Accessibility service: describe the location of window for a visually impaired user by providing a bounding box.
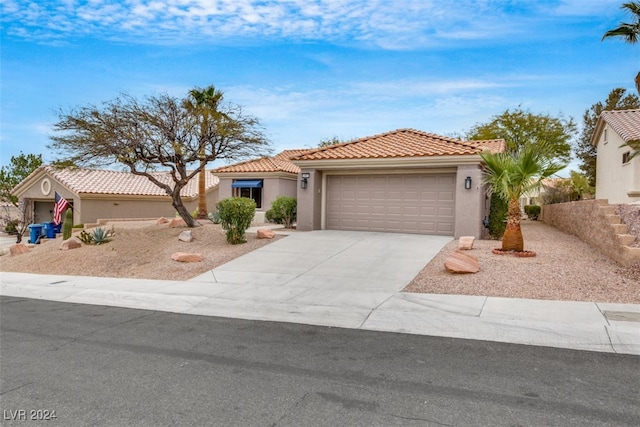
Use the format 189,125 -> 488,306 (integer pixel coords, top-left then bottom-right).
622,151 -> 631,165
603,128 -> 608,144
232,180 -> 263,208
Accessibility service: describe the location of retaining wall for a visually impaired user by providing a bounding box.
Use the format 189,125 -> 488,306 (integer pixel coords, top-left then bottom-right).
541,199 -> 640,267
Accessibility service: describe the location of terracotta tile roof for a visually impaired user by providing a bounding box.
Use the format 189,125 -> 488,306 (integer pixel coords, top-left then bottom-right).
39,166 -> 218,198
290,129 -> 505,161
601,109 -> 640,142
212,149 -> 311,174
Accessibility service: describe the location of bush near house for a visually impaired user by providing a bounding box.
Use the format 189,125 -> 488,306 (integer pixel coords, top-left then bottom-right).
524,205 -> 541,220
266,196 -> 297,228
217,197 -> 256,244
488,193 -> 508,239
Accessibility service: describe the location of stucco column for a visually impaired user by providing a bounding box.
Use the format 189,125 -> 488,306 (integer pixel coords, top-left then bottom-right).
296,169 -> 321,231
454,165 -> 484,238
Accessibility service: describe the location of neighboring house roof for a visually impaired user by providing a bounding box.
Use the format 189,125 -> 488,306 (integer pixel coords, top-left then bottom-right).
12,166 -> 219,198
592,109 -> 640,145
212,149 -> 311,174
290,128 -> 505,161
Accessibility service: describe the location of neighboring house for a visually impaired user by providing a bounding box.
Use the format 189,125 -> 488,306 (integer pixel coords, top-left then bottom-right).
212,149 -> 310,220
290,128 -> 505,238
11,166 -> 219,225
592,109 -> 640,204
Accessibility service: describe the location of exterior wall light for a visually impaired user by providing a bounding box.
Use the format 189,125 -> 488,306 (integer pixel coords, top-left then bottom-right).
465,176 -> 472,190
301,172 -> 310,189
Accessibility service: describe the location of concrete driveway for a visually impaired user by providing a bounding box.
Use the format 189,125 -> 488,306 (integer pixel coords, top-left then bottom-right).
190,230 -> 452,307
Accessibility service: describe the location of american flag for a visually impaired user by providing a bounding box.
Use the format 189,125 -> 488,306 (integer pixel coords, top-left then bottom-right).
53,191 -> 70,225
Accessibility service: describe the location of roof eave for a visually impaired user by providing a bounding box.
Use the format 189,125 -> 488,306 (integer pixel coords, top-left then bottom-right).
291,155 -> 484,170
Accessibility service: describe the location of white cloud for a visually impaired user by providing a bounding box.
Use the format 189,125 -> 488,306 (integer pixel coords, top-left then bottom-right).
1,0 -> 541,48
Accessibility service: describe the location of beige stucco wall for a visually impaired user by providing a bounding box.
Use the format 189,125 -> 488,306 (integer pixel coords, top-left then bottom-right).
296,169 -> 322,231
595,125 -> 640,204
454,165 -> 485,238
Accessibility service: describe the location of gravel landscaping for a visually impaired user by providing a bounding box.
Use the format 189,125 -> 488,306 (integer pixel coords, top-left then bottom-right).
405,220 -> 640,304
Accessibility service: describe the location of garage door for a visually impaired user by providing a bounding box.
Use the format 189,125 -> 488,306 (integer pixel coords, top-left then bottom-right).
326,174 -> 455,235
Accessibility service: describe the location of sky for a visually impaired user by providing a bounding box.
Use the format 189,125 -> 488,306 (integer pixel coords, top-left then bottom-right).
1,0 -> 638,175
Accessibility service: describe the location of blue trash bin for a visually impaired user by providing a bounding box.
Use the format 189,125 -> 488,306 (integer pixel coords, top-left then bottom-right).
28,224 -> 43,244
43,222 -> 55,238
53,223 -> 62,234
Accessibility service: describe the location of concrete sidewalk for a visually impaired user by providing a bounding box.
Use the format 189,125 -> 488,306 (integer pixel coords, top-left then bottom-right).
1,230 -> 639,355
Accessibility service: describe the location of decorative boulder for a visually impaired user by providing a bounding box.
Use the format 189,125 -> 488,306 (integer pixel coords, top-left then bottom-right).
257,228 -> 276,239
178,230 -> 193,242
458,236 -> 475,250
60,237 -> 82,251
9,243 -> 30,256
171,252 -> 203,263
444,250 -> 479,274
156,217 -> 170,225
169,218 -> 187,228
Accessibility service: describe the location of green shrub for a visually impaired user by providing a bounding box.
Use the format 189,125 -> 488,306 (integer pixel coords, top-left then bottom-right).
216,197 -> 256,244
63,209 -> 73,240
4,219 -> 19,234
524,204 -> 541,220
266,196 -> 297,228
265,209 -> 282,224
488,192 -> 507,239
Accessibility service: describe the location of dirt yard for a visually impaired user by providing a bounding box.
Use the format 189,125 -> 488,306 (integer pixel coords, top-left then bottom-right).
0,221 -> 282,281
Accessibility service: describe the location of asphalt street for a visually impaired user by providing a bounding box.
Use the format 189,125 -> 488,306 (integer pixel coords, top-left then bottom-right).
1,296 -> 639,426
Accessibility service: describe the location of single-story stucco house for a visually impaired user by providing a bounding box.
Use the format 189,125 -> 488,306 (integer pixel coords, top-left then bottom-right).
11,166 -> 219,225
211,149 -> 310,221
592,109 -> 640,204
288,128 -> 505,238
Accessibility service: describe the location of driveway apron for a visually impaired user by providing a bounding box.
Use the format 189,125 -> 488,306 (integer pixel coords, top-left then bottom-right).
189,230 -> 452,310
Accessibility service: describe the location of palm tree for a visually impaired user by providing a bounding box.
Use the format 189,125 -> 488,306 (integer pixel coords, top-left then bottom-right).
480,144 -> 565,252
185,86 -> 225,219
602,2 -> 640,93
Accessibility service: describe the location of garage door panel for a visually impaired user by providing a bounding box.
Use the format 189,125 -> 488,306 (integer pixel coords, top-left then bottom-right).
326,173 -> 455,235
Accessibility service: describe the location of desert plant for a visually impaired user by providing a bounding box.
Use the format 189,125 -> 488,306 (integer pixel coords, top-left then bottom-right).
78,230 -> 93,244
265,209 -> 283,224
524,205 -> 541,220
481,143 -> 565,252
488,193 -> 508,239
4,219 -> 19,234
62,208 -> 73,240
91,227 -> 114,245
208,211 -> 221,224
217,197 -> 256,244
267,196 -> 297,228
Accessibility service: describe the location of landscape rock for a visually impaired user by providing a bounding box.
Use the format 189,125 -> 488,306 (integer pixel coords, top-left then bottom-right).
257,228 -> 276,239
9,243 -> 30,256
59,237 -> 82,251
156,217 -> 170,225
169,218 -> 187,228
458,236 -> 475,250
171,252 -> 203,263
178,230 -> 193,242
444,250 -> 479,274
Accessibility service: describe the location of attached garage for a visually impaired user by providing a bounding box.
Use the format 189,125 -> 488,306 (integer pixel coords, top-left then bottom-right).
326,173 -> 455,235
291,128 -> 506,239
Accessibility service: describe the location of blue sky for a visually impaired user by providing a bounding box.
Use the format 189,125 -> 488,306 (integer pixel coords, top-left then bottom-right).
1,0 -> 638,174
